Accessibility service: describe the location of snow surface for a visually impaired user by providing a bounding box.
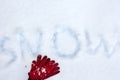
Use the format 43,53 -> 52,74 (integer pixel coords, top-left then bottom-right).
0,0 -> 120,80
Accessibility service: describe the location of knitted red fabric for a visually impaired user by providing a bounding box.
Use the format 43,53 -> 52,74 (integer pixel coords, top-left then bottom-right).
28,55 -> 60,80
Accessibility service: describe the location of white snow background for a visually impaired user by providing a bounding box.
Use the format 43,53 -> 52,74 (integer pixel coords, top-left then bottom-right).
0,0 -> 120,80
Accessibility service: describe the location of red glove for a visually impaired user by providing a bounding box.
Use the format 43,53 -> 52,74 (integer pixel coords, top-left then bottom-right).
28,55 -> 60,80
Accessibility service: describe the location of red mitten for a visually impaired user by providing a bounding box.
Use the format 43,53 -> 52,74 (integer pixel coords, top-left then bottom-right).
28,55 -> 60,80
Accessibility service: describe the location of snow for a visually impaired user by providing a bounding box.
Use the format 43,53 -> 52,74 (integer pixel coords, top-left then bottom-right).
0,0 -> 120,80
